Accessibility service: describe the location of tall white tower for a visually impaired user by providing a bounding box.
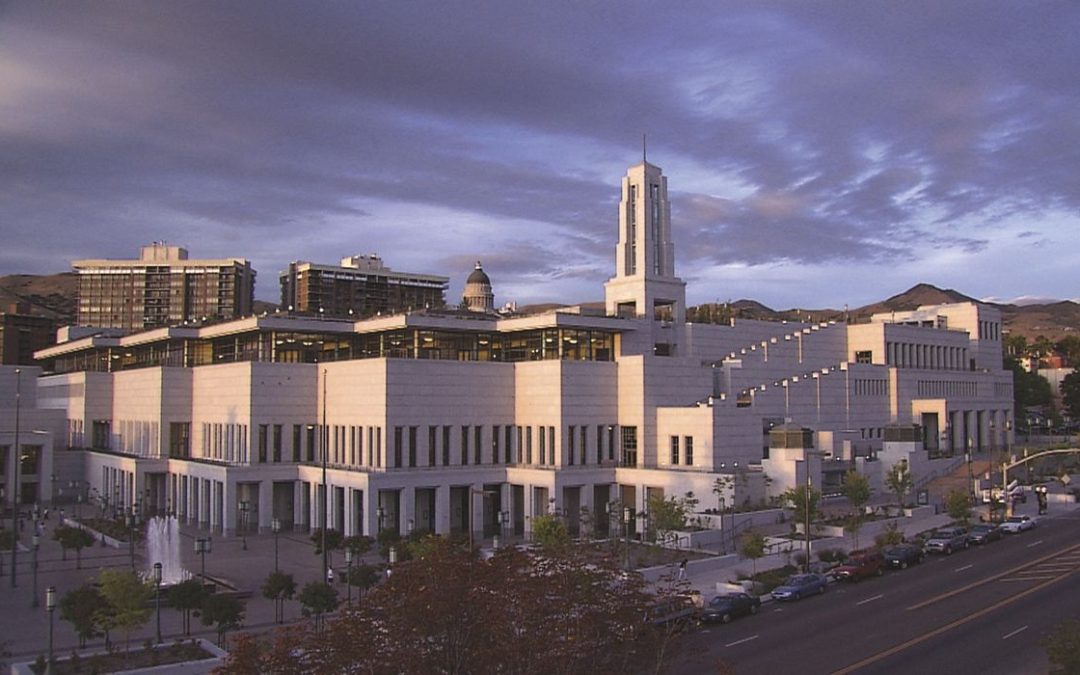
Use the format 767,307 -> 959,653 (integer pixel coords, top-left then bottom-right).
604,160 -> 687,329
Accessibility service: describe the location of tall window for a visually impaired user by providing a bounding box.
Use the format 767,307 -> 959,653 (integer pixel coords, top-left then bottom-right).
306,425 -> 316,463
538,426 -> 545,465
621,427 -> 637,467
568,426 -> 576,466
292,425 -> 302,462
507,426 -> 514,464
475,426 -> 482,464
548,427 -> 555,465
273,424 -> 282,463
257,425 -> 268,463
685,436 -> 694,466
393,427 -> 403,468
442,426 -> 451,466
525,426 -> 532,464
492,425 -> 501,465
461,426 -> 469,465
670,435 -> 679,465
408,426 -> 418,467
580,426 -> 588,465
428,426 -> 437,466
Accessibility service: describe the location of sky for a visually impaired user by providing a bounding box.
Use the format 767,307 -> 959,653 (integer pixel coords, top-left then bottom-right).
2,2 -> 1078,310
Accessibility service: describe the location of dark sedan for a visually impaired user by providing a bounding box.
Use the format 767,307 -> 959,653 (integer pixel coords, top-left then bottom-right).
700,592 -> 761,624
883,544 -> 924,569
968,523 -> 1002,545
771,573 -> 828,601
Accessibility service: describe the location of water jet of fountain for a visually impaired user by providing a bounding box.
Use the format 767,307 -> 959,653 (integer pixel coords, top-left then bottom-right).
146,515 -> 187,585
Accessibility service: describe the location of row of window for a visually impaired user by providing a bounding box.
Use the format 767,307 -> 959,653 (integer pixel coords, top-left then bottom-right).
668,436 -> 694,466
390,424 -> 622,469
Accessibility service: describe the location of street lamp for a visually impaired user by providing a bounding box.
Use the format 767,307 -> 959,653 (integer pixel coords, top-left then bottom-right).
31,533 -> 39,608
376,506 -> 385,534
344,548 -> 353,608
9,367 -> 21,590
153,562 -> 163,643
195,537 -> 212,583
46,586 -> 56,675
623,506 -> 633,571
271,517 -> 281,573
239,500 -> 249,551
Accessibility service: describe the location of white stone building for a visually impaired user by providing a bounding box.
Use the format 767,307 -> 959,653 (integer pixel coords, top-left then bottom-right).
16,161 -> 1013,542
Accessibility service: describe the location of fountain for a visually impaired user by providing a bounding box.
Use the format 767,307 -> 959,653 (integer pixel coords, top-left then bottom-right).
146,515 -> 188,585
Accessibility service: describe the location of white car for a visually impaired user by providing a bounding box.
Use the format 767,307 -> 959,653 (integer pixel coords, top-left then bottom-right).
1000,515 -> 1036,533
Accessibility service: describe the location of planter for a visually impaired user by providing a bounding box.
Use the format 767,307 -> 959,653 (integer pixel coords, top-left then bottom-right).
10,639 -> 226,675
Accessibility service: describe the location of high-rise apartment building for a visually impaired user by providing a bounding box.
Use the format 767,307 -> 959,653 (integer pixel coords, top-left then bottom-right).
280,254 -> 448,318
73,243 -> 255,330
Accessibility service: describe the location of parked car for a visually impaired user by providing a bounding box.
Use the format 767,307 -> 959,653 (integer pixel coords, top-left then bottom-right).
1000,515 -> 1036,533
883,544 -> 925,569
967,523 -> 1003,545
924,527 -> 969,555
645,595 -> 698,629
831,550 -> 885,582
700,592 -> 761,624
771,573 -> 828,601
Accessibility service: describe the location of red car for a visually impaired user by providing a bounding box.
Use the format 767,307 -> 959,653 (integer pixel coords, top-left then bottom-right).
830,550 -> 885,582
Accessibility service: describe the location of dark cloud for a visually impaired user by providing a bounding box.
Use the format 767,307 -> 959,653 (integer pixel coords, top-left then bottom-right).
1,1 -> 1078,307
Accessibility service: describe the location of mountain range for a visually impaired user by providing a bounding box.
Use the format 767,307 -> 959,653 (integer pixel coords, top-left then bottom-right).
2,274 -> 1078,342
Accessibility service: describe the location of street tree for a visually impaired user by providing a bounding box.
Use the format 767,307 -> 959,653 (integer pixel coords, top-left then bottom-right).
531,513 -> 571,551
781,484 -> 820,535
261,571 -> 297,624
53,525 -> 95,568
200,593 -> 245,647
738,530 -> 767,578
59,584 -> 106,648
95,568 -> 152,655
841,470 -> 872,549
885,461 -> 914,511
345,563 -> 382,607
646,492 -> 696,540
298,581 -> 339,632
946,488 -> 973,526
168,578 -> 208,636
1061,371 -> 1080,419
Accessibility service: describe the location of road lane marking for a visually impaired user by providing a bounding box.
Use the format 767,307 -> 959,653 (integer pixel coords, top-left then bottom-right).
1027,540 -> 1044,548
1002,625 -> 1029,640
856,594 -> 884,606
954,564 -> 973,572
724,635 -> 758,648
1001,576 -> 1055,582
834,573 -> 1072,674
907,540 -> 1080,610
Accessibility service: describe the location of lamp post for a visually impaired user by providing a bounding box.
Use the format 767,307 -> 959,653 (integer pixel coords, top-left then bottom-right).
376,506 -> 385,534
239,500 -> 249,551
195,537 -> 211,583
46,586 -> 56,675
9,367 -> 21,589
271,517 -> 281,573
623,506 -> 632,571
127,504 -> 140,570
320,369 -> 329,587
31,533 -> 39,608
344,548 -> 353,608
153,562 -> 163,643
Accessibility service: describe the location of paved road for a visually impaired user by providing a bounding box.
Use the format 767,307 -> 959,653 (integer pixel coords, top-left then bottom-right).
671,510 -> 1080,674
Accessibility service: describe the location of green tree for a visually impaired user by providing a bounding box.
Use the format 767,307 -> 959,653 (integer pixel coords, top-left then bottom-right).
95,568 -> 152,655
841,470 -> 872,549
346,564 -> 382,607
1061,371 -> 1080,419
1008,357 -> 1054,420
1042,618 -> 1080,674
343,534 -> 375,557
53,525 -> 95,569
200,593 -> 245,646
874,521 -> 905,548
946,488 -> 973,526
298,581 -> 339,632
59,584 -> 106,648
530,513 -> 571,551
781,484 -> 820,535
311,528 -> 344,556
738,530 -> 767,578
1056,336 -> 1080,367
646,492 -> 698,540
262,571 -> 297,624
885,461 -> 914,511
168,578 -> 208,636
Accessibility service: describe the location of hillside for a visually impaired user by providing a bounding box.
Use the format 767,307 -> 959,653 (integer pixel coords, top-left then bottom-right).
2,273 -> 1078,342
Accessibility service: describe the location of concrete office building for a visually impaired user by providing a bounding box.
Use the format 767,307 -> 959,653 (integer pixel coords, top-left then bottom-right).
28,161 -> 1013,543
73,243 -> 255,330
280,255 -> 448,319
